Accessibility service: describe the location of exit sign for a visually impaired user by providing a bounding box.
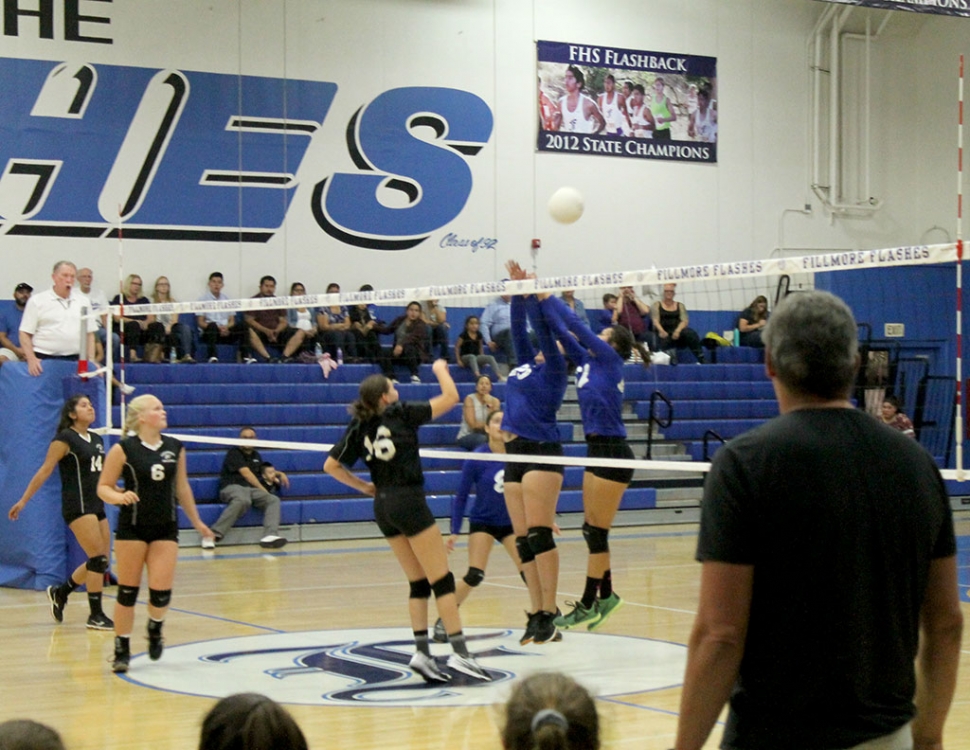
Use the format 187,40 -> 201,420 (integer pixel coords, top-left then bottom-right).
884,323 -> 905,337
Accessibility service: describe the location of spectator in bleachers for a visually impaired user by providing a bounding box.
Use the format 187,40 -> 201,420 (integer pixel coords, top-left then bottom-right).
349,284 -> 384,365
244,276 -> 307,363
0,719 -> 66,750
0,282 -> 31,367
880,395 -> 916,438
616,286 -> 657,349
285,282 -> 318,358
317,282 -> 355,360
650,283 -> 704,364
111,274 -> 164,362
77,268 -> 118,362
205,427 -> 289,550
151,276 -> 195,362
502,672 -> 600,750
455,375 -> 501,450
480,293 -> 516,366
560,289 -> 589,327
259,462 -> 284,496
455,315 -> 504,381
589,293 -> 618,334
421,298 -> 450,360
198,272 -> 253,364
738,294 -> 769,348
381,301 -> 430,383
199,692 -> 307,750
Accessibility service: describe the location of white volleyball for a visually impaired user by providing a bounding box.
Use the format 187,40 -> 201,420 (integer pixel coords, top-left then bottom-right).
548,187 -> 585,224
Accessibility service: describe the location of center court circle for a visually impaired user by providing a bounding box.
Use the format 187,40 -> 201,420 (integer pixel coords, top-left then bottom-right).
121,627 -> 686,707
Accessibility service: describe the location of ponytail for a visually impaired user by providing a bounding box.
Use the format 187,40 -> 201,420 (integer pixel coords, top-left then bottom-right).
350,374 -> 390,421
609,326 -> 650,368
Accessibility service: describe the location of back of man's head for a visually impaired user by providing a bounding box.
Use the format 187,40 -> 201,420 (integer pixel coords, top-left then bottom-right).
763,290 -> 858,400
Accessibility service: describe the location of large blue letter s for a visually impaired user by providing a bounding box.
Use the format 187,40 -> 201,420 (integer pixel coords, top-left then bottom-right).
313,87 -> 492,250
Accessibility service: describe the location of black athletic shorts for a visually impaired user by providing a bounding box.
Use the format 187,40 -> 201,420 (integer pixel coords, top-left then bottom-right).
374,485 -> 436,538
62,506 -> 107,526
585,435 -> 635,485
504,437 -> 564,483
115,521 -> 179,544
468,521 -> 514,541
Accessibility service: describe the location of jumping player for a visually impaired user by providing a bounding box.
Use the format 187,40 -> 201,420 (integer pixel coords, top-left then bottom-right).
542,296 -> 650,631
502,261 -> 568,645
97,395 -> 214,673
433,409 -> 522,642
8,395 -> 113,630
324,360 -> 490,683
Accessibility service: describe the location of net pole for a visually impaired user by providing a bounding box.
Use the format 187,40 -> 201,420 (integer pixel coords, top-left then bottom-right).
115,206 -> 127,429
956,54 -> 964,479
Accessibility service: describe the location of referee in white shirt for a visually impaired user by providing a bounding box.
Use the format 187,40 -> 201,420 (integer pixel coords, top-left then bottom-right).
19,261 -> 97,376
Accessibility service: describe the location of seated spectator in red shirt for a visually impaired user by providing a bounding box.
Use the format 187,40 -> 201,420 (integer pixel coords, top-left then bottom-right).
243,275 -> 307,363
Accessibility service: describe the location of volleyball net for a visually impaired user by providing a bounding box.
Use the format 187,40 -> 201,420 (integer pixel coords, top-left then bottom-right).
95,241 -> 964,487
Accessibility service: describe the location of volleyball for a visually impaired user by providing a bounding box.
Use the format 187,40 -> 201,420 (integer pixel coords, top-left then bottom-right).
548,187 -> 585,224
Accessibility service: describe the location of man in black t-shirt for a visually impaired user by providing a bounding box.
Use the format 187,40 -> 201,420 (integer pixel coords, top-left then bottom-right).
675,291 -> 962,750
207,427 -> 289,549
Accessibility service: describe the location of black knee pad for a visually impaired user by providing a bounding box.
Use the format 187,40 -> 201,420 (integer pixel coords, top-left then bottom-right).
149,589 -> 171,608
582,523 -> 610,555
431,572 -> 456,598
86,555 -> 109,574
516,535 -> 536,564
463,567 -> 485,588
409,578 -> 431,599
117,585 -> 139,607
527,526 -> 556,556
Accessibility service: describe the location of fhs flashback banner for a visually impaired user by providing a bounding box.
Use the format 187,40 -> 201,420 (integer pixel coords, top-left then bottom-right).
536,41 -> 718,164
812,0 -> 970,17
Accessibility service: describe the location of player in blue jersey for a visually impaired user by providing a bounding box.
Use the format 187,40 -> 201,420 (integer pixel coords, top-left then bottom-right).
98,395 -> 214,673
541,294 -> 650,631
501,261 -> 568,646
431,409 -> 522,642
324,360 -> 490,683
8,395 -> 114,630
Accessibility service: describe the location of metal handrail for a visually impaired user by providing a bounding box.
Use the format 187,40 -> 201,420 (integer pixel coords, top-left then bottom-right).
644,390 -> 673,460
702,429 -> 726,461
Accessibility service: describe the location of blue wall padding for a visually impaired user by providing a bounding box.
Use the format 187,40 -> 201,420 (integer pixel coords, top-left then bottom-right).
0,362 -> 106,590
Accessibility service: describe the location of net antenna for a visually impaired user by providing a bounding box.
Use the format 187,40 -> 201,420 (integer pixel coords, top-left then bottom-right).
956,54 -> 964,480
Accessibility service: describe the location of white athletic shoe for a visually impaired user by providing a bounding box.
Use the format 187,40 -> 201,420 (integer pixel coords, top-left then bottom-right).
409,652 -> 450,683
259,535 -> 287,549
410,374 -> 421,383
446,653 -> 491,681
243,357 -> 258,365
201,537 -> 216,550
119,383 -> 136,395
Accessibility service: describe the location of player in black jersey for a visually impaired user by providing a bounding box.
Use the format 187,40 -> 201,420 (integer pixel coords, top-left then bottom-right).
9,395 -> 114,630
97,395 -> 213,673
325,359 -> 491,683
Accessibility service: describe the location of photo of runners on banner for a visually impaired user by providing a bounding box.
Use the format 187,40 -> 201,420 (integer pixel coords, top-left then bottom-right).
537,40 -> 718,164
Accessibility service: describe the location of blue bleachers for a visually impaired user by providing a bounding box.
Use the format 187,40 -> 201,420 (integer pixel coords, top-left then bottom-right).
107,354 -> 779,535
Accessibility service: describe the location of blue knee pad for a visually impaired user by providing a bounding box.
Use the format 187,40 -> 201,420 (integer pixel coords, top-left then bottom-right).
431,572 -> 456,598
463,567 -> 485,587
409,578 -> 431,599
86,555 -> 109,574
527,526 -> 556,556
117,585 -> 139,607
582,523 -> 610,554
516,535 -> 536,564
149,589 -> 171,608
